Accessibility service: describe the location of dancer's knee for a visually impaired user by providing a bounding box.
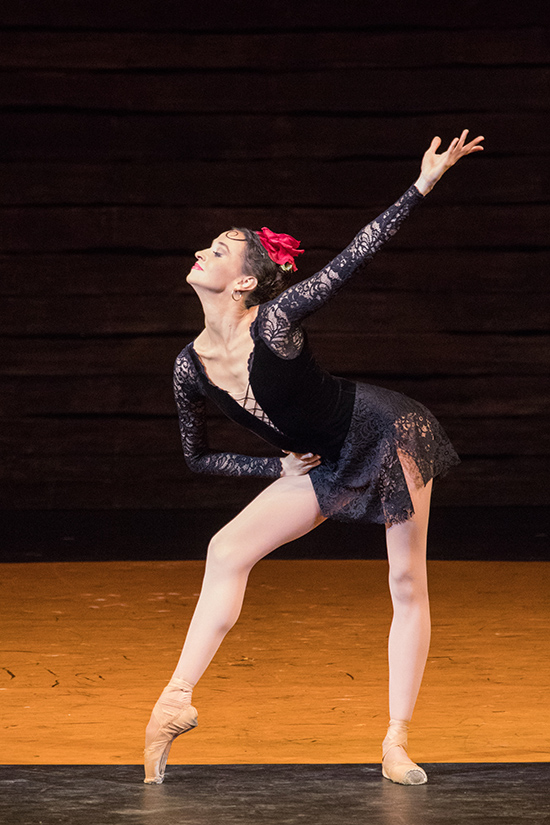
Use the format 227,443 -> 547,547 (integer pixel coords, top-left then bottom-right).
207,530 -> 251,573
388,567 -> 428,606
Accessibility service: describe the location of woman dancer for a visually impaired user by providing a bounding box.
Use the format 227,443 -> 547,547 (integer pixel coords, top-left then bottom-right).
144,130 -> 484,785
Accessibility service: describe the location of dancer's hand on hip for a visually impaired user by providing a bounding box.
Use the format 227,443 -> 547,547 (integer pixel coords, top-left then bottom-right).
280,451 -> 321,476
415,129 -> 484,194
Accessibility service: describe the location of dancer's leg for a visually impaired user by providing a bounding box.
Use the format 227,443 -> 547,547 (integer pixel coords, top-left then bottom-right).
386,476 -> 432,721
145,474 -> 325,781
173,474 -> 325,685
383,456 -> 432,783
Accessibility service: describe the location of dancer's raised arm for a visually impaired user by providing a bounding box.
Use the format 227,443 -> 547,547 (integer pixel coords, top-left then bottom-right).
258,130 -> 484,348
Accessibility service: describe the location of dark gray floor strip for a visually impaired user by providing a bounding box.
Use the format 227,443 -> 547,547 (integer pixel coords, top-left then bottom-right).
1,763 -> 549,825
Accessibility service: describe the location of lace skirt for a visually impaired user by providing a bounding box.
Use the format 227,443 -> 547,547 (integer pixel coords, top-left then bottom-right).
309,382 -> 460,526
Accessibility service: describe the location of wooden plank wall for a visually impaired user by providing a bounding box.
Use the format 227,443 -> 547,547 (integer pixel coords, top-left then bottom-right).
1,3 -> 548,511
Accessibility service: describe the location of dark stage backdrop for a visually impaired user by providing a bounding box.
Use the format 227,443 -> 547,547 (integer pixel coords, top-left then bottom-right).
1,2 -> 548,515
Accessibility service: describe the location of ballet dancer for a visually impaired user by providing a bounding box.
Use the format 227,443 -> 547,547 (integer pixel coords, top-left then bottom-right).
144,130 -> 484,785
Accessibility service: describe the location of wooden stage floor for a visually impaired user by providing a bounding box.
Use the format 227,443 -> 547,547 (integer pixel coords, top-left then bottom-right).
1,558 -> 548,766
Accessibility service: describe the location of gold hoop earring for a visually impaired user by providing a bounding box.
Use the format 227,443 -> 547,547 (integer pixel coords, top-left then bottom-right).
231,290 -> 242,301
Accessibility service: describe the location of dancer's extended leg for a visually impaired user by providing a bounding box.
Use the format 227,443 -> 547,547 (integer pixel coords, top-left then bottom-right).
174,474 -> 325,684
382,458 -> 432,784
144,475 -> 324,782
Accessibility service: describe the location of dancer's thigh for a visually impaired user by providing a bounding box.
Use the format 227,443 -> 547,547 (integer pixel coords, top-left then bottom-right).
385,457 -> 432,587
210,475 -> 325,569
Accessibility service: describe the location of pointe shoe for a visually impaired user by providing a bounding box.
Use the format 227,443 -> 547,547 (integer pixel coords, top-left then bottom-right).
382,719 -> 427,785
144,678 -> 197,784
144,703 -> 198,784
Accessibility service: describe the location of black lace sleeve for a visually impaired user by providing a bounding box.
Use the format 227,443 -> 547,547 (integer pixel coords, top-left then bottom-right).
258,185 -> 424,357
173,348 -> 283,478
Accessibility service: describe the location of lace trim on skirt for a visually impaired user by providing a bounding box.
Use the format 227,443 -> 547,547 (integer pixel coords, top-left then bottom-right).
309,382 -> 460,526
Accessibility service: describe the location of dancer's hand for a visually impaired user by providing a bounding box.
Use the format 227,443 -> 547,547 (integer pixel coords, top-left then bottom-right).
415,129 -> 484,195
280,450 -> 321,476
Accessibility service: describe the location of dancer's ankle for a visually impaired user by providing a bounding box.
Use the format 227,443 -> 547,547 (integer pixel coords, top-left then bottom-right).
382,718 -> 427,785
168,676 -> 194,692
161,676 -> 194,708
383,719 -> 410,752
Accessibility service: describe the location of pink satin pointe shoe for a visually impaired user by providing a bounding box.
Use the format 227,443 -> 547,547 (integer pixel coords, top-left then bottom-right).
382,719 -> 428,785
144,677 -> 197,785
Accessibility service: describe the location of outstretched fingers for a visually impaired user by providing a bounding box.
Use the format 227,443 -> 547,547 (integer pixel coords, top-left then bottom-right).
464,134 -> 485,153
415,129 -> 484,194
447,129 -> 484,160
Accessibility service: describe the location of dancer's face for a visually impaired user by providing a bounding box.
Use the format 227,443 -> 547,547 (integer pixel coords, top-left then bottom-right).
187,230 -> 251,295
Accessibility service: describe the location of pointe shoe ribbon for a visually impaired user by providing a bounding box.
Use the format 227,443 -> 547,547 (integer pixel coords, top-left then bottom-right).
382,719 -> 427,785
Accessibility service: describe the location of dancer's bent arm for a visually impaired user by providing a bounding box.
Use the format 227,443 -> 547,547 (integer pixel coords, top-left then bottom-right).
174,349 -> 318,478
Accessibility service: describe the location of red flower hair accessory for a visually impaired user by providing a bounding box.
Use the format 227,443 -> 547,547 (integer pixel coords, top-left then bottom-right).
256,227 -> 304,272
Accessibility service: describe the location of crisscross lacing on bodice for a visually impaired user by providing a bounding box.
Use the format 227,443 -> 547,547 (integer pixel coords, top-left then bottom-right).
230,381 -> 283,433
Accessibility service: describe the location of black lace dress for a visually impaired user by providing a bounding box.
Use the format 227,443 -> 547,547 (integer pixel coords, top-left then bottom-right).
174,185 -> 460,525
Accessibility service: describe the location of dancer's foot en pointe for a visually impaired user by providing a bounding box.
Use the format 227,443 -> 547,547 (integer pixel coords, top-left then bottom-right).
144,677 -> 198,784
382,719 -> 427,785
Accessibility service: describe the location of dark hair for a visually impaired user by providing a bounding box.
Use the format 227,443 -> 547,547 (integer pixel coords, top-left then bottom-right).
233,227 -> 294,308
